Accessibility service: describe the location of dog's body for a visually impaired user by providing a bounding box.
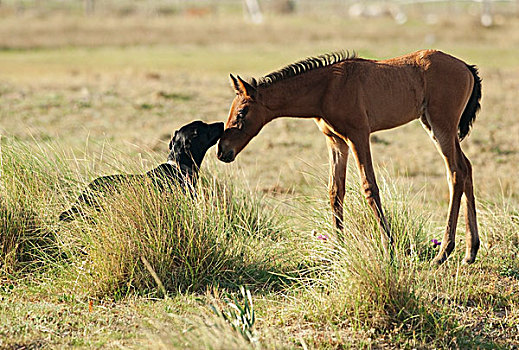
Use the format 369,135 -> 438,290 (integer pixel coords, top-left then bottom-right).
59,121 -> 224,222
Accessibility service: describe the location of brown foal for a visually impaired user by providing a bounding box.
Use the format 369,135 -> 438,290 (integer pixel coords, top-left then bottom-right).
217,50 -> 482,265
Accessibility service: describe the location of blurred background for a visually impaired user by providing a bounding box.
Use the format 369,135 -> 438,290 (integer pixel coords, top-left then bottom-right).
0,0 -> 518,25
0,0 -> 518,205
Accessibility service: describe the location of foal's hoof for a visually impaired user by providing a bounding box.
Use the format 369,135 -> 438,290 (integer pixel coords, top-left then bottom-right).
430,255 -> 447,267
462,255 -> 477,265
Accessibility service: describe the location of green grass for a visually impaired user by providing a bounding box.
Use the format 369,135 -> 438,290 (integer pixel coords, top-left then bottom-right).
1,9 -> 519,349
60,172 -> 292,298
0,138 -> 296,293
2,139 -> 517,348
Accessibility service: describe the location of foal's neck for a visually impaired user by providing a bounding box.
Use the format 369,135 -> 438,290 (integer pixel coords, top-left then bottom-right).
259,68 -> 331,120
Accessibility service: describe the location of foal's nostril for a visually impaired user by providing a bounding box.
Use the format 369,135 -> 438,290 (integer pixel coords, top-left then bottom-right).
218,149 -> 234,163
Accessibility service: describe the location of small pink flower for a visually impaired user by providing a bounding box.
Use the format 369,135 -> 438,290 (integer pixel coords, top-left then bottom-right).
317,234 -> 329,241
431,239 -> 441,247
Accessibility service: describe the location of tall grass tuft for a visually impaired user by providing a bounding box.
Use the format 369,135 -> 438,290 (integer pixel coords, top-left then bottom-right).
294,175 -> 459,345
1,137 -> 293,298
0,139 -> 70,275
61,172 -> 286,297
54,160 -> 290,298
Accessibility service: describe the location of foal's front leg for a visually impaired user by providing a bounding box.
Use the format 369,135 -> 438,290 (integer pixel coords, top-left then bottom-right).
347,132 -> 393,246
325,135 -> 349,230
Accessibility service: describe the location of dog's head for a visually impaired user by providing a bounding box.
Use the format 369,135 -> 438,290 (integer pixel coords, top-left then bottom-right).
168,121 -> 224,168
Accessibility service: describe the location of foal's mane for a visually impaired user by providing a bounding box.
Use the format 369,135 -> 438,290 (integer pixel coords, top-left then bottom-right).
256,51 -> 357,87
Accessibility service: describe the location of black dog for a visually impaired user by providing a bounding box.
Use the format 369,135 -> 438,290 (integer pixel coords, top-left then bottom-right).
59,120 -> 224,222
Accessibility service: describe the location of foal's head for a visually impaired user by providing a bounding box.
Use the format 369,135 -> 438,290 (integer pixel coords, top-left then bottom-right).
217,75 -> 272,163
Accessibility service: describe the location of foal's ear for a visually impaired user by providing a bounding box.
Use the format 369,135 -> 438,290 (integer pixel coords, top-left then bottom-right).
237,75 -> 256,99
230,74 -> 240,92
230,74 -> 256,99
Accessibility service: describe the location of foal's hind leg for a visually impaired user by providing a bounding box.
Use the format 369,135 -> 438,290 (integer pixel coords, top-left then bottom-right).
461,153 -> 480,264
325,135 -> 349,230
422,118 -> 469,265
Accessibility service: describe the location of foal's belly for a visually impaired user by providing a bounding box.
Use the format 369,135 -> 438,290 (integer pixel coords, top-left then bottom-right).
368,108 -> 421,133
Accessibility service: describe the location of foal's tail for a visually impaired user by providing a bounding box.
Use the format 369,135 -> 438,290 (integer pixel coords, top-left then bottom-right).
458,64 -> 482,141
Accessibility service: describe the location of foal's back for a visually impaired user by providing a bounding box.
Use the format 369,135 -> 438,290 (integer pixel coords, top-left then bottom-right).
332,50 -> 473,133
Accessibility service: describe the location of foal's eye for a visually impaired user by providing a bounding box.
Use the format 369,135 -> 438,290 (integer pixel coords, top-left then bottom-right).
237,106 -> 249,120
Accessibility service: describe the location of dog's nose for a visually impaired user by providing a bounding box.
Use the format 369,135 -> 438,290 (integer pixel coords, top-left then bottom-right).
217,149 -> 235,163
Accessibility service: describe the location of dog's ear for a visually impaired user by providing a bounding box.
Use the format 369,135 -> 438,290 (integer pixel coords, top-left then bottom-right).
169,130 -> 178,150
179,132 -> 191,151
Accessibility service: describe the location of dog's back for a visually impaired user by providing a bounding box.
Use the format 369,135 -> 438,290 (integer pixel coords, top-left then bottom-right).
58,167 -> 179,222
59,121 -> 224,222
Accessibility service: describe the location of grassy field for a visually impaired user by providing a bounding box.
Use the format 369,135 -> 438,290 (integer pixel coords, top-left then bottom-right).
1,8 -> 519,349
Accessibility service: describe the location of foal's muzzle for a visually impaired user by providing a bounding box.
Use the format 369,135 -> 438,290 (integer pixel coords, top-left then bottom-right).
217,148 -> 235,163
217,127 -> 251,163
